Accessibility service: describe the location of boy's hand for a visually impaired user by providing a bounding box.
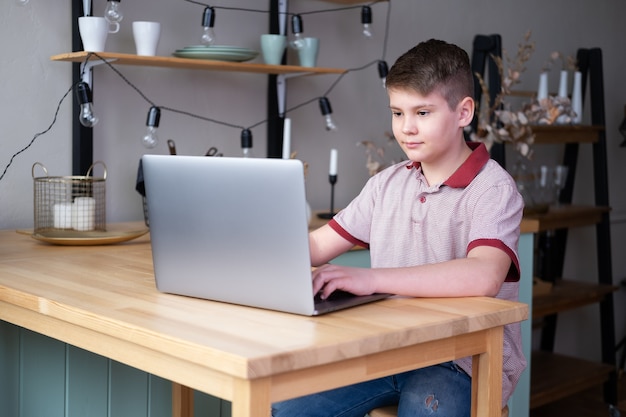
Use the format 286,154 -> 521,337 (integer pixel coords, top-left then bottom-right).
312,264 -> 377,300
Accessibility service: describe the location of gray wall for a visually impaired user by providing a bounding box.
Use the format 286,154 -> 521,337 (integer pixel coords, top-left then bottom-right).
0,0 -> 624,368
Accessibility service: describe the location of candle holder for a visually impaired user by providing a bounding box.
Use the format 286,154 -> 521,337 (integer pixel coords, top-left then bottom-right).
317,174 -> 337,219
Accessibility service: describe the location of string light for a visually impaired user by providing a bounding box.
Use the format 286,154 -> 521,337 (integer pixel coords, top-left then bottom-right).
76,82 -> 99,128
201,7 -> 216,46
1,2 -> 393,183
241,128 -> 254,158
290,14 -> 304,50
361,6 -> 373,39
318,97 -> 338,131
377,60 -> 389,88
142,106 -> 161,149
104,0 -> 124,32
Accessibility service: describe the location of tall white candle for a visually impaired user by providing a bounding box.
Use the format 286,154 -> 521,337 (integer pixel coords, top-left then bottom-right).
571,71 -> 583,124
556,70 -> 569,124
557,70 -> 568,98
282,118 -> 291,159
537,72 -> 548,101
329,148 -> 338,176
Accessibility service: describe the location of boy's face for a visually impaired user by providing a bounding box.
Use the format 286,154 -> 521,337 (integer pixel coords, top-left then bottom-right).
388,87 -> 473,165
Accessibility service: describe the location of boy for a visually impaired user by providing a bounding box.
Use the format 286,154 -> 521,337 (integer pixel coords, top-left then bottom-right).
273,39 -> 525,417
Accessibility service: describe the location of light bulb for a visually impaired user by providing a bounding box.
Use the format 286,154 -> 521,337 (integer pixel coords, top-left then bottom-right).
200,7 -> 216,46
319,97 -> 338,131
76,82 -> 99,128
361,6 -> 373,39
143,126 -> 159,149
362,24 -> 373,39
241,129 -> 254,158
290,15 -> 304,50
79,104 -> 99,128
16,0 -> 29,5
323,114 -> 337,131
378,60 -> 389,88
201,27 -> 216,45
142,107 -> 160,149
104,0 -> 123,27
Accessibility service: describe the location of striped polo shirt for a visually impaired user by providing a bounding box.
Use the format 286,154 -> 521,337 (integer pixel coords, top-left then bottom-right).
330,142 -> 526,405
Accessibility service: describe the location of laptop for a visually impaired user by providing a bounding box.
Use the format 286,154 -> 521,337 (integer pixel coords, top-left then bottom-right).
141,154 -> 390,316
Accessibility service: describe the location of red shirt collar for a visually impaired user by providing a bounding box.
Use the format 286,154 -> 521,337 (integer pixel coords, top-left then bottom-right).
404,142 -> 490,188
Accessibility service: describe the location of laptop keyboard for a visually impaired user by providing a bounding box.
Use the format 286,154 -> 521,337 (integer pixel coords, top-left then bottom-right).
314,289 -> 356,304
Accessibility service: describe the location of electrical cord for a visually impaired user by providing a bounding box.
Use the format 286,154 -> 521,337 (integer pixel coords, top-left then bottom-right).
0,0 -> 391,182
0,84 -> 73,182
182,0 -> 385,17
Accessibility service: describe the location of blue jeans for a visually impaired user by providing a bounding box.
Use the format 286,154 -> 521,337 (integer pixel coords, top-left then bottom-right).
272,362 -> 471,417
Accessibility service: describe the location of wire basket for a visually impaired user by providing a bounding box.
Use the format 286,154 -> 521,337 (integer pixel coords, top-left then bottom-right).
32,161 -> 107,233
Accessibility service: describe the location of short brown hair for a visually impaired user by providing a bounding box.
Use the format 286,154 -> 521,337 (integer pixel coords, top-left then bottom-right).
386,39 -> 474,110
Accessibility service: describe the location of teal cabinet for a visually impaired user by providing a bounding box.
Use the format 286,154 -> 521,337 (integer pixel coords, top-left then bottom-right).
507,233 -> 532,417
0,323 -> 225,417
330,249 -> 371,268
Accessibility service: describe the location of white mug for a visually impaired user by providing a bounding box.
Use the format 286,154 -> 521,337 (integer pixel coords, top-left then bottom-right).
78,16 -> 117,52
132,21 -> 161,56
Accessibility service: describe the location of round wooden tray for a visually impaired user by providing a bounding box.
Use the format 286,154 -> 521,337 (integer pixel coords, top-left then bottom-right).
18,228 -> 149,246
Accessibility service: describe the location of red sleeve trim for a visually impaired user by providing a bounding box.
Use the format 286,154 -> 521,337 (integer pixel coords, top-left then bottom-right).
328,219 -> 370,249
468,238 -> 520,282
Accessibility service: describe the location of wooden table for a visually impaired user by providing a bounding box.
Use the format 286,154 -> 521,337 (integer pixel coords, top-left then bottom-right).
0,224 -> 527,417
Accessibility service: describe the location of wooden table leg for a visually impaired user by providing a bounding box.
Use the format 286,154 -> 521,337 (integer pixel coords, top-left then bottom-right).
471,327 -> 504,417
172,382 -> 194,417
231,378 -> 272,417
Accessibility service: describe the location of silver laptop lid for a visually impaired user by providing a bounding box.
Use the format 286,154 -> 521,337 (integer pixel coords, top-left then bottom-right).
142,155 -> 316,315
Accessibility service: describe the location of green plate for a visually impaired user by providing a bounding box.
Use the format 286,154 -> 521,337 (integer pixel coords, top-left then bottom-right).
180,45 -> 254,52
172,49 -> 258,62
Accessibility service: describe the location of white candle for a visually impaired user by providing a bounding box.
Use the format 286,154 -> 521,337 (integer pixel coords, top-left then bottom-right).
72,197 -> 96,231
571,71 -> 583,124
537,72 -> 548,101
329,148 -> 338,176
53,203 -> 73,229
556,70 -> 569,124
282,118 -> 291,159
557,70 -> 568,98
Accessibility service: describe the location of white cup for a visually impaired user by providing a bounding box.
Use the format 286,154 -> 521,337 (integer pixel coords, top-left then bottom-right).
297,37 -> 319,67
260,34 -> 286,65
79,16 -> 115,52
132,21 -> 161,56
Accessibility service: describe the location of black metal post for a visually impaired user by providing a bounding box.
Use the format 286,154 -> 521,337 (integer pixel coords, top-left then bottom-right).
72,0 -> 93,175
266,0 -> 283,158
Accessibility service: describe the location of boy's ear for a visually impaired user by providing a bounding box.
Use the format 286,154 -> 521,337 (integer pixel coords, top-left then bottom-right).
458,96 -> 475,127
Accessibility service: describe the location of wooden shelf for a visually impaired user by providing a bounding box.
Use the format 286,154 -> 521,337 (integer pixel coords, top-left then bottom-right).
520,205 -> 610,234
50,51 -> 347,76
530,382 -> 626,417
530,351 -> 615,409
516,51 -> 616,414
533,125 -> 604,144
532,280 -> 618,319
